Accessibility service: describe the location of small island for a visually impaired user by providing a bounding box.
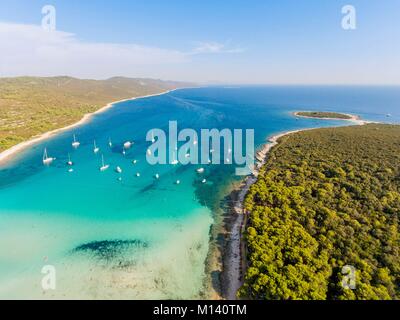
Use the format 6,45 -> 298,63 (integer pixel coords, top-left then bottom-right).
294,111 -> 353,120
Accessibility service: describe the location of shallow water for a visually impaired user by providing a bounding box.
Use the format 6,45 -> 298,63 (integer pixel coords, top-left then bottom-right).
0,86 -> 398,299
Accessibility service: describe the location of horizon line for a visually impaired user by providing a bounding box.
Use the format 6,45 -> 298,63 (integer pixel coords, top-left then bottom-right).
1,75 -> 400,87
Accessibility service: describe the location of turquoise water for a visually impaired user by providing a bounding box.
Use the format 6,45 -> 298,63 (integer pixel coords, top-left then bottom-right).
0,86 -> 399,299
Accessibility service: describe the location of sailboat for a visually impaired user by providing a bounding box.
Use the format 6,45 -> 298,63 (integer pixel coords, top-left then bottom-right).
42,148 -> 55,165
115,166 -> 122,173
72,134 -> 80,148
124,141 -> 133,149
171,150 -> 179,165
93,140 -> 100,153
196,167 -> 205,174
122,141 -> 132,155
108,138 -> 113,148
99,154 -> 110,171
66,153 -> 73,166
155,173 -> 160,179
202,179 -> 207,184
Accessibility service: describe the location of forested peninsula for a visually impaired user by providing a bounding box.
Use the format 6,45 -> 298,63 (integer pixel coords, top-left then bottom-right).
239,124 -> 400,300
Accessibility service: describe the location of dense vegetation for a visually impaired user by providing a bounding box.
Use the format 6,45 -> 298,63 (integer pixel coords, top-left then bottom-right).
296,111 -> 352,119
240,124 -> 400,300
0,76 -> 189,152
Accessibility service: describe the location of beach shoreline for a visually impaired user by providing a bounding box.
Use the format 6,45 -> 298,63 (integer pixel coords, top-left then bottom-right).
0,89 -> 178,166
221,113 -> 370,300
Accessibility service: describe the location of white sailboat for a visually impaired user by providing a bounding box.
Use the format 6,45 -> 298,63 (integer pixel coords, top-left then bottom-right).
115,166 -> 122,173
202,179 -> 207,184
67,153 -> 73,166
93,140 -> 100,153
171,150 -> 179,165
72,134 -> 80,148
99,154 -> 110,171
196,167 -> 205,174
42,148 -> 55,165
122,141 -> 132,155
175,180 -> 181,185
155,173 -> 160,179
108,138 -> 113,148
124,141 -> 133,149
136,172 -> 141,177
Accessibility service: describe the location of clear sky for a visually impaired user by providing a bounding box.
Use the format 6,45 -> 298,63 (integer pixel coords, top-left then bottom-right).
0,0 -> 399,84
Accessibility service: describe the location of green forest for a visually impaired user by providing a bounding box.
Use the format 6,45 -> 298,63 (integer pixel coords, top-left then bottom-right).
239,124 -> 400,300
0,76 -> 188,152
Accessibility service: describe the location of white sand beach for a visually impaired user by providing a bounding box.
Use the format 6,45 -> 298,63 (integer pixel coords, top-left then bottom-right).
0,89 -> 176,166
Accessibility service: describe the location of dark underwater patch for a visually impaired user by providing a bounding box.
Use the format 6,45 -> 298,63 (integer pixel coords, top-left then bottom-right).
72,239 -> 148,264
138,181 -> 158,193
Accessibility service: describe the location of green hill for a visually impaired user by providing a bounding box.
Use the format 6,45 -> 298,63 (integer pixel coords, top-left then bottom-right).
240,124 -> 400,300
0,76 -> 191,152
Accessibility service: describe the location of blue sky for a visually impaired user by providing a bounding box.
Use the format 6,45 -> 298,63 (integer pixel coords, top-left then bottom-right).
0,0 -> 399,84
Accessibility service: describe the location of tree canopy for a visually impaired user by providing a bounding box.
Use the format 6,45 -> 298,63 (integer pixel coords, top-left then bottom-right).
239,124 -> 400,300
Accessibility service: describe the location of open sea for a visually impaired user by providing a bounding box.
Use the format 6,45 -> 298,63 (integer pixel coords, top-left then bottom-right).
0,86 -> 399,299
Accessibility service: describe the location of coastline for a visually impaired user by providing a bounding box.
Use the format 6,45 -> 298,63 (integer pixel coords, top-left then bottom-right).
222,113 -> 370,300
0,89 -> 177,166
